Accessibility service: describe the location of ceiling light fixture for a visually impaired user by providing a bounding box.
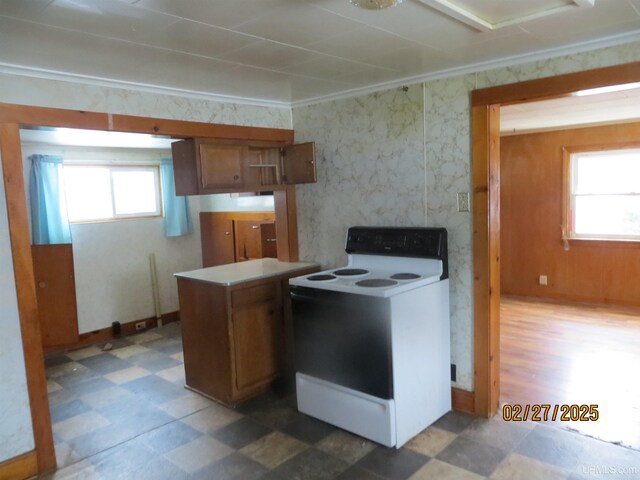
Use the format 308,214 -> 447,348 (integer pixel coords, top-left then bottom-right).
350,0 -> 403,10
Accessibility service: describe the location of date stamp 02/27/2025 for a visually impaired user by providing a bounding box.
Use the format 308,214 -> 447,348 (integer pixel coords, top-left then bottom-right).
502,404 -> 599,422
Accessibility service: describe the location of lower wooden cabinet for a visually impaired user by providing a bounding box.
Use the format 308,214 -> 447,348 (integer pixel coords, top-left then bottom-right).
234,220 -> 277,262
231,283 -> 281,391
200,211 -> 276,267
177,269 -> 316,406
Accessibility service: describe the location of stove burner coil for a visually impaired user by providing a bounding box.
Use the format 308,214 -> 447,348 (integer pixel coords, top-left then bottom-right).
307,274 -> 337,281
390,273 -> 421,280
333,268 -> 369,276
356,278 -> 398,287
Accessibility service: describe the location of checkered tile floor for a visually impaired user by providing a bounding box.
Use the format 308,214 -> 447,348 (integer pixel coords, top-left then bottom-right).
41,322 -> 640,479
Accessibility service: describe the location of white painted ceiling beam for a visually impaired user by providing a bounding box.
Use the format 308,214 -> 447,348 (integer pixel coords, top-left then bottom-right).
417,0 -> 493,32
573,0 -> 596,7
418,0 -> 597,32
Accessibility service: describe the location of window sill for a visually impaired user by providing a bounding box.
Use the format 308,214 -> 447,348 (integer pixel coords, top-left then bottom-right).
565,238 -> 640,249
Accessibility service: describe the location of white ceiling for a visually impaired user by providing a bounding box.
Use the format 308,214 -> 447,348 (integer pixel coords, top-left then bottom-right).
20,127 -> 174,148
1,0 -> 640,106
500,84 -> 640,134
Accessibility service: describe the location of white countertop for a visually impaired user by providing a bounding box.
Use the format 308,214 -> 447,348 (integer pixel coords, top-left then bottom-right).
174,258 -> 319,286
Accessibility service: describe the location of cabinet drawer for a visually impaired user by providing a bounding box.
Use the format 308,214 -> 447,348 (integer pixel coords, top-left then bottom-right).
231,283 -> 277,307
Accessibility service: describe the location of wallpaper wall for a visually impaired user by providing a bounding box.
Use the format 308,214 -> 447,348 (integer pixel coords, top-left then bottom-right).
293,39 -> 640,392
0,157 -> 35,463
0,72 -> 291,129
293,85 -> 426,268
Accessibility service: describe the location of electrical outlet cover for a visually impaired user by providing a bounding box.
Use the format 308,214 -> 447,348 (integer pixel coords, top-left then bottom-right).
457,192 -> 470,212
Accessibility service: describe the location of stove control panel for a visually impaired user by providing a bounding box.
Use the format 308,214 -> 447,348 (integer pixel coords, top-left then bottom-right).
345,227 -> 446,259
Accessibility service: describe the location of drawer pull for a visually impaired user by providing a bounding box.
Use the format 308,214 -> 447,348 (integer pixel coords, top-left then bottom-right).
251,225 -> 259,229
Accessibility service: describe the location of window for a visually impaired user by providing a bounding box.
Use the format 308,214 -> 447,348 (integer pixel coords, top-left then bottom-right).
563,147 -> 640,241
64,165 -> 161,222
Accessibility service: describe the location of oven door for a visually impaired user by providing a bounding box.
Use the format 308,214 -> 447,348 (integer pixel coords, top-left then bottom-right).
291,286 -> 393,399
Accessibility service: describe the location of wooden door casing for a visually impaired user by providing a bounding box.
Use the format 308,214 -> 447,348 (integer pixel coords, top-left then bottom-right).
31,244 -> 79,348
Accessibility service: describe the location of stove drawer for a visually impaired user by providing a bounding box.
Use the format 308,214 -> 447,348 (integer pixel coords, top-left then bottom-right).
297,373 -> 396,447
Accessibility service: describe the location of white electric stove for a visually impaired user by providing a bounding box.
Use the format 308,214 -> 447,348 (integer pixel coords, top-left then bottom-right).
290,227 -> 451,448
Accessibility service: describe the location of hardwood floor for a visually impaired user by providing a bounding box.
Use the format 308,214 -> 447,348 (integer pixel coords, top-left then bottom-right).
500,295 -> 640,450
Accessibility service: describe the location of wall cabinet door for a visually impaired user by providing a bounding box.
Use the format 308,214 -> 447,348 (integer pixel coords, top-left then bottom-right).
200,214 -> 235,267
282,142 -> 316,184
199,144 -> 244,190
231,284 -> 281,391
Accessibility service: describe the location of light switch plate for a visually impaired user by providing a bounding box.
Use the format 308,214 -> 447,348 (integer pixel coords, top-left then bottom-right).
457,192 -> 470,212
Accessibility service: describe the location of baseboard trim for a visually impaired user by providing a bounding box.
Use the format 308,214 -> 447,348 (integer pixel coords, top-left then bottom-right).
0,451 -> 38,480
43,311 -> 180,356
452,387 -> 475,414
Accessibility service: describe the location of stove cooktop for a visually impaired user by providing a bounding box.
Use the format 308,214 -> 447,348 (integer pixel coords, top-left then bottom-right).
333,268 -> 369,276
289,260 -> 442,298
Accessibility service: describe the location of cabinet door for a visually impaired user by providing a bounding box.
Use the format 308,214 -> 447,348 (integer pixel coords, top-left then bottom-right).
282,142 -> 316,184
32,244 -> 79,348
234,220 -> 264,261
260,222 -> 277,258
231,285 -> 281,390
199,144 -> 244,190
200,213 -> 235,267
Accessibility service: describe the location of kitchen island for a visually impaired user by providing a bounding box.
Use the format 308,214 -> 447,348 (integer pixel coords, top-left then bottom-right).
175,258 -> 319,406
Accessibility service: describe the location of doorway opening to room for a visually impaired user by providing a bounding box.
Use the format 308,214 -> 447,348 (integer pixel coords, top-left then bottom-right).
498,91 -> 640,450
0,105 -> 298,476
20,125 -> 280,470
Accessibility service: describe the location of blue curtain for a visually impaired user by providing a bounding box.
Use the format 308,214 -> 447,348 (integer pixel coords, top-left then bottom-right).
29,154 -> 72,245
161,158 -> 193,237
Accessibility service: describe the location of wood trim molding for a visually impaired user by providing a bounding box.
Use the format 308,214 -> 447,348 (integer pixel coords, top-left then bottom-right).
471,61 -> 640,107
0,451 -> 38,480
0,103 -> 295,143
200,211 -> 276,222
452,388 -> 475,415
43,311 -> 180,356
471,105 -> 501,417
0,124 -> 56,473
274,186 -> 300,262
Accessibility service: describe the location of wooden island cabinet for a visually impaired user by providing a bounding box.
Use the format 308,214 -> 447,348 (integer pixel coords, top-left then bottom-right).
175,259 -> 319,405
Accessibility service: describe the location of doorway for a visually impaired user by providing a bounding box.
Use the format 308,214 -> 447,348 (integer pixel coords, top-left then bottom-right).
471,61 -> 640,447
497,92 -> 640,449
0,104 -> 298,474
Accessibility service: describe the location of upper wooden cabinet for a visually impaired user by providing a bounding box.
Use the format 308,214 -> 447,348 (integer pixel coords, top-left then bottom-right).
171,139 -> 316,195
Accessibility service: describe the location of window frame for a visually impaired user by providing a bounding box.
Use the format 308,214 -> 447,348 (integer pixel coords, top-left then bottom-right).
562,143 -> 640,242
63,163 -> 163,224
